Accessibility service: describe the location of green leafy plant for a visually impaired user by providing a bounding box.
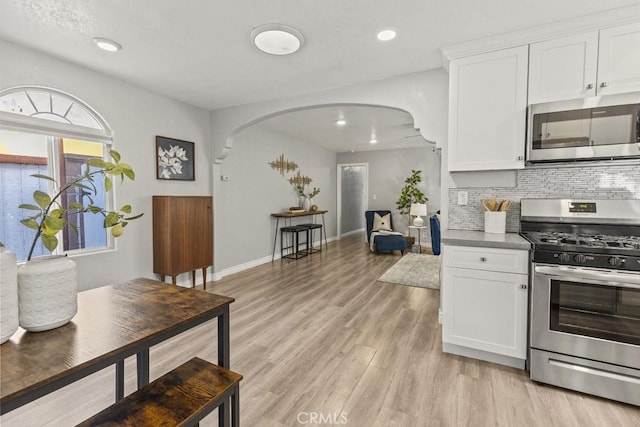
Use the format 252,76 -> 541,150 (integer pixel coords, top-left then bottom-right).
396,169 -> 428,229
19,149 -> 143,261
307,187 -> 320,198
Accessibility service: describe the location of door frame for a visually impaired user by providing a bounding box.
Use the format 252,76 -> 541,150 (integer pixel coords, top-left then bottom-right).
336,162 -> 368,239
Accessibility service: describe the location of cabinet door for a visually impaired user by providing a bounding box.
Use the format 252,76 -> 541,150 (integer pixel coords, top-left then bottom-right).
448,46 -> 528,171
528,32 -> 599,103
442,267 -> 528,359
597,22 -> 640,96
173,197 -> 213,272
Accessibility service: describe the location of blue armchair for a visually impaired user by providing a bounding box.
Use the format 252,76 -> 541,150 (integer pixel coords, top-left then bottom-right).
365,210 -> 407,255
430,213 -> 441,255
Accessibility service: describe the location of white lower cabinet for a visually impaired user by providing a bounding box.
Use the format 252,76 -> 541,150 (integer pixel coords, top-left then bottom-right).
442,245 -> 529,369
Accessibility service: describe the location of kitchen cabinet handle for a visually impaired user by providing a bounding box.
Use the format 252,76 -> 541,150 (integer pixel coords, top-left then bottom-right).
520,284 -> 527,289
517,155 -> 524,161
480,257 -> 487,262
600,82 -> 608,88
586,83 -> 594,90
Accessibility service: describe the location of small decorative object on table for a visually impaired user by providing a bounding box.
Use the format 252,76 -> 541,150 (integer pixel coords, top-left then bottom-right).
481,197 -> 510,233
16,150 -> 142,332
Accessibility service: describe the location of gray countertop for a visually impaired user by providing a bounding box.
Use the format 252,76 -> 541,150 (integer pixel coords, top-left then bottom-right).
442,230 -> 531,250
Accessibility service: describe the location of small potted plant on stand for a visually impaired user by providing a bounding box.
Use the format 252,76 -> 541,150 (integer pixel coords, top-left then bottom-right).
16,149 -> 142,332
396,169 -> 428,249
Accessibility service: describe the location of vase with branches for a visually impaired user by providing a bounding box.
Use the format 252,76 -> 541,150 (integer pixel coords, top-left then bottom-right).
15,149 -> 142,332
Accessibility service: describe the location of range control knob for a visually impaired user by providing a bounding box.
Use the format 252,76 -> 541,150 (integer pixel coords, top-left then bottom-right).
558,253 -> 570,263
574,254 -> 587,264
608,257 -> 622,267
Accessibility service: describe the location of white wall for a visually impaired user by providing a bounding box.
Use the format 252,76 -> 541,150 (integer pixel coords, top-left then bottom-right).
0,40 -> 212,290
216,124 -> 336,272
337,147 -> 441,240
210,69 -> 448,273
1,41 -> 450,283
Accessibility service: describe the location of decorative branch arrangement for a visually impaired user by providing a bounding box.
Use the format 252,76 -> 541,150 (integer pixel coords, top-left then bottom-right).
268,154 -> 320,202
269,154 -> 298,176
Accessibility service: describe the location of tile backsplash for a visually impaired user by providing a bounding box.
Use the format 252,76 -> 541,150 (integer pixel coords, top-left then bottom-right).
448,163 -> 640,232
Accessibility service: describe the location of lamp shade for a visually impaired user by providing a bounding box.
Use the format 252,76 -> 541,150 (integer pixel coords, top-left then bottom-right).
410,203 -> 427,226
410,203 -> 427,217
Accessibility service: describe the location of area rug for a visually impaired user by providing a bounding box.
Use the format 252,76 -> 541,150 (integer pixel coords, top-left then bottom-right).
377,253 -> 441,289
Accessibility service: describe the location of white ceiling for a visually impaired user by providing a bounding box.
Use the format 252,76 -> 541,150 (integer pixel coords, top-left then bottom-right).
1,0 -> 638,111
1,1 -> 638,153
257,105 -> 435,153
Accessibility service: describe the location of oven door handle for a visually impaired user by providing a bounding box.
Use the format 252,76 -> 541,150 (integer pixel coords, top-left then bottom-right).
534,265 -> 640,288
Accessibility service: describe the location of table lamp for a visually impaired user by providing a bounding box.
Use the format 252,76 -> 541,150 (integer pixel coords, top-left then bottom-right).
410,203 -> 427,226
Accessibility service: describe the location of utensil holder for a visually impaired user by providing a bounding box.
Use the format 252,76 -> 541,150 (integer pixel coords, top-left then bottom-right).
485,211 -> 506,233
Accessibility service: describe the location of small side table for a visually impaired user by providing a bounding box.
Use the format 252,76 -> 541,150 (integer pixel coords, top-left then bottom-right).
408,225 -> 428,251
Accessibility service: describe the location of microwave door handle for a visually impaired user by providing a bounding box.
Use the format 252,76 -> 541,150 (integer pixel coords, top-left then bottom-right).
534,265 -> 640,288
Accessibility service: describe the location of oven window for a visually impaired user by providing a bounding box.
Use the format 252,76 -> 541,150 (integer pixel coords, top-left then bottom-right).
549,280 -> 640,345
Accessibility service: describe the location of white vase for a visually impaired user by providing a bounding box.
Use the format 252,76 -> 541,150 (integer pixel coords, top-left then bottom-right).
1,247 -> 19,344
18,256 -> 78,332
303,197 -> 311,211
298,195 -> 306,209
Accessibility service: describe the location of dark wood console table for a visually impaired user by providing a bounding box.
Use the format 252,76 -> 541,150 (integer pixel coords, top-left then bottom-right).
271,210 -> 328,261
0,278 -> 234,425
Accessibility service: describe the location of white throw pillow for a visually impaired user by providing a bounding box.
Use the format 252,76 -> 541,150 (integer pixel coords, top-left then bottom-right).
373,212 -> 392,231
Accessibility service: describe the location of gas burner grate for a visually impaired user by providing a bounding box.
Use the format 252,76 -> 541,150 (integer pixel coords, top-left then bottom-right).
525,232 -> 640,250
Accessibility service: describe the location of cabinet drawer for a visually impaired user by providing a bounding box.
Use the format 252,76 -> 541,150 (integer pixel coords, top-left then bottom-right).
443,245 -> 529,274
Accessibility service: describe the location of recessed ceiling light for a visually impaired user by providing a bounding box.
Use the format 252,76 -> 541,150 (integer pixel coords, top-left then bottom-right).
336,119 -> 347,126
377,29 -> 397,41
369,138 -> 378,144
92,37 -> 122,52
251,24 -> 304,55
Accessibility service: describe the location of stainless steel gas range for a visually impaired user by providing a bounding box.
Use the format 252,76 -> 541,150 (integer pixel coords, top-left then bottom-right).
520,199 -> 640,406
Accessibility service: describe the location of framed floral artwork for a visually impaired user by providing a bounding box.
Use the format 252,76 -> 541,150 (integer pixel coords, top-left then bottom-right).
156,136 -> 195,181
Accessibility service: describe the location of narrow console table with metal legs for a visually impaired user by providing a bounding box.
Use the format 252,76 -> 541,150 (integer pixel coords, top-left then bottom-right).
271,210 -> 328,261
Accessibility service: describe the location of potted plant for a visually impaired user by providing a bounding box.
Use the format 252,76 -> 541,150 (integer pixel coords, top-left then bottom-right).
396,169 -> 428,241
16,149 -> 142,332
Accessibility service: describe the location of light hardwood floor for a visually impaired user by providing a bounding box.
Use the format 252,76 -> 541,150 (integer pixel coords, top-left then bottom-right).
2,234 -> 639,426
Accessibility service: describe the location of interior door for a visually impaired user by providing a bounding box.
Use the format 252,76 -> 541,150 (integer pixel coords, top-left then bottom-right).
337,163 -> 368,238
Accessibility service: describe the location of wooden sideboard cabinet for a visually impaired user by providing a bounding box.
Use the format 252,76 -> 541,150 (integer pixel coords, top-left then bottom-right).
153,196 -> 213,289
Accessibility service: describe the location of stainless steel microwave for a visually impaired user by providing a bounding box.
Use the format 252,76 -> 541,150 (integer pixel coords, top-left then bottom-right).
526,92 -> 640,163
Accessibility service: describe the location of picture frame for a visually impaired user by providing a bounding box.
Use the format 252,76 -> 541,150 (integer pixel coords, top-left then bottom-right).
156,136 -> 195,181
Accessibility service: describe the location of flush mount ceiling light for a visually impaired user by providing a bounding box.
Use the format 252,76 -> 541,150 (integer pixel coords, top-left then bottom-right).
369,137 -> 378,144
251,24 -> 304,55
377,29 -> 397,41
92,37 -> 122,52
336,119 -> 347,126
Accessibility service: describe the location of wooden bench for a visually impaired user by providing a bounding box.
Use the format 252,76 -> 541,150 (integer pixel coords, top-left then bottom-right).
77,357 -> 242,427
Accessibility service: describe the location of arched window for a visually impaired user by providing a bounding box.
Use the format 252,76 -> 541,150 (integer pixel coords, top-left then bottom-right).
0,86 -> 115,261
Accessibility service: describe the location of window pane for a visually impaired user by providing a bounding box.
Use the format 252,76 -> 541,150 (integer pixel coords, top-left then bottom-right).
0,129 -> 49,261
0,131 -> 110,261
61,139 -> 107,251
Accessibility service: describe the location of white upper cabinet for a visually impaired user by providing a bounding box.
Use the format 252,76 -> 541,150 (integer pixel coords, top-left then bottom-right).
597,22 -> 640,96
528,32 -> 599,103
448,46 -> 528,171
529,22 -> 640,103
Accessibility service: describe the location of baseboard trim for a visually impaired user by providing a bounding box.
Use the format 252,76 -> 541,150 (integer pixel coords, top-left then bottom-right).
443,342 -> 526,370
340,228 -> 364,238
213,236 -> 337,281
